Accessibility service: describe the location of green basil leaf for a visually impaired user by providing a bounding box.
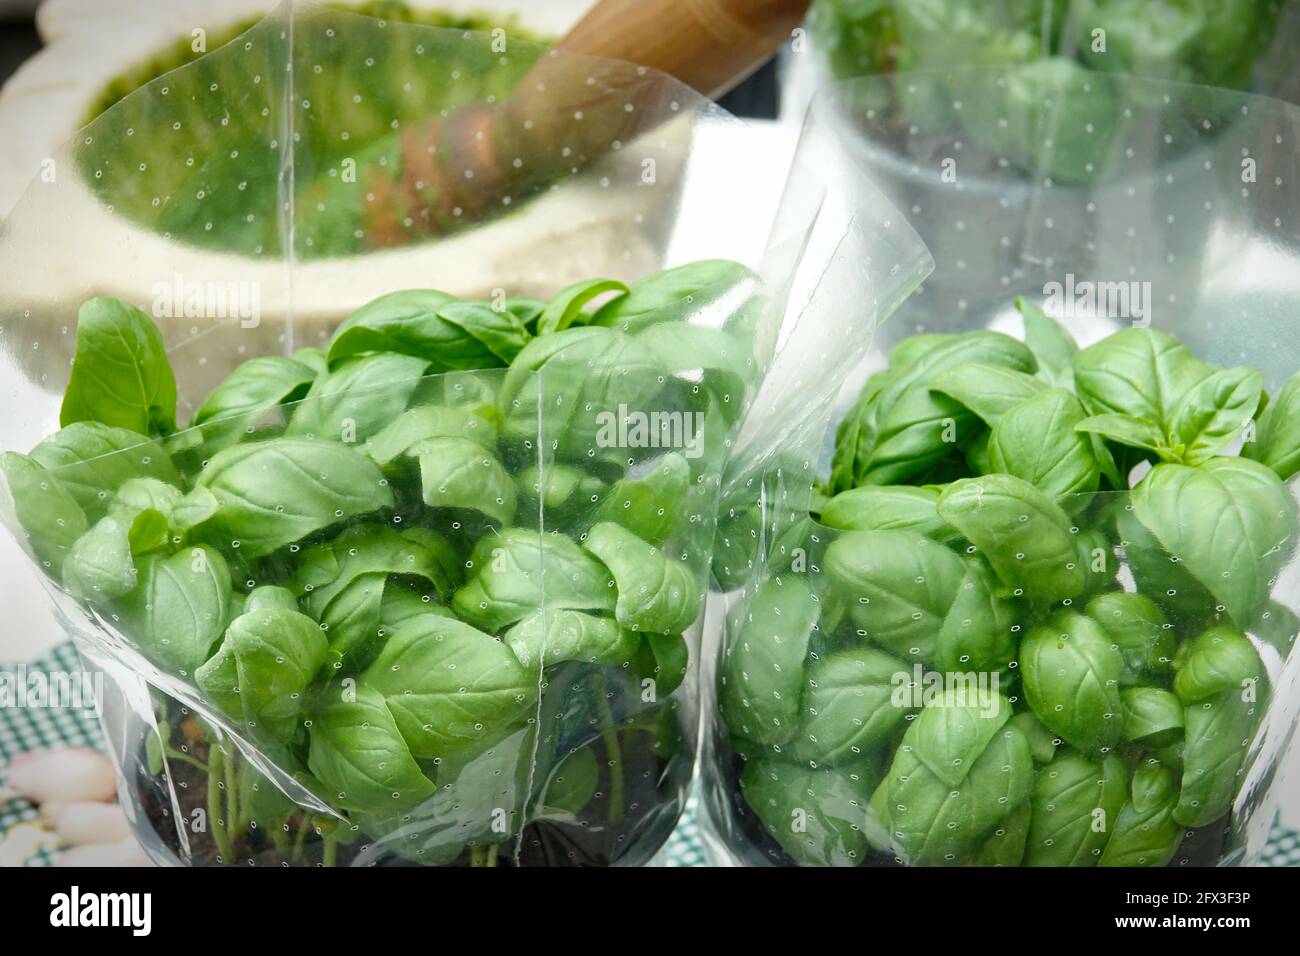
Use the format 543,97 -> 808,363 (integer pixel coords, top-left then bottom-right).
1131,458 -> 1296,625
196,607 -> 328,740
988,388 -> 1101,499
591,259 -> 755,333
1099,760 -> 1183,867
1021,610 -> 1124,754
1085,591 -> 1174,686
1120,687 -> 1185,746
365,403 -> 499,465
307,683 -> 435,814
504,608 -> 638,669
1074,413 -> 1169,461
114,546 -> 232,676
908,689 -> 1012,787
721,575 -> 819,747
884,698 -> 1033,865
1009,710 -> 1060,764
931,363 -> 1048,425
582,522 -> 703,635
819,484 -> 956,541
244,585 -> 299,613
286,353 -> 428,443
629,632 -> 690,698
537,278 -> 628,336
516,463 -> 606,517
294,524 -> 460,611
1173,626 -> 1263,704
1168,366 -> 1263,464
790,646 -> 911,766
60,297 -> 177,435
0,451 -> 89,573
1176,688 -> 1261,828
197,438 -> 394,558
189,355 -> 318,454
362,614 -> 536,759
326,289 -> 524,369
592,452 -> 690,544
1072,327 -> 1213,432
1243,371 -> 1300,479
1016,297 -> 1077,386
30,423 -> 181,522
415,436 -> 516,525
740,757 -> 878,867
937,474 -> 1086,603
62,515 -> 138,601
530,745 -> 599,822
823,529 -> 965,662
974,803 -> 1032,867
1022,751 -> 1127,867
934,557 -> 1021,674
452,528 -> 613,633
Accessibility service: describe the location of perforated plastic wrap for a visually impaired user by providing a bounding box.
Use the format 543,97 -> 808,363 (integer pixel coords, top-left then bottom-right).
700,72 -> 1300,868
0,5 -> 810,866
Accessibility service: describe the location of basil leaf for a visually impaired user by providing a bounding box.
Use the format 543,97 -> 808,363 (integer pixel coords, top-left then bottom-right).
740,758 -> 878,867
1099,760 -> 1183,867
934,557 -> 1021,675
974,803 -> 1032,867
0,451 -> 89,573
790,646 -> 911,766
30,423 -> 181,522
1009,710 -> 1060,764
531,745 -> 599,822
1173,626 -> 1263,704
62,512 -> 164,601
1074,413 -> 1169,457
937,474 -> 1086,603
114,546 -> 232,676
1121,688 -> 1185,746
196,607 -> 328,740
516,463 -> 606,518
582,522 -> 703,635
362,614 -> 536,759
59,297 -> 177,435
197,438 -> 394,558
823,529 -> 965,662
843,331 -> 1038,487
1176,687 -> 1261,828
591,259 -> 755,333
1168,366 -> 1263,464
988,388 -> 1101,499
365,403 -> 499,465
1016,297 -> 1077,386
189,355 -> 318,454
1131,458 -> 1296,625
883,696 -> 1033,865
721,575 -> 819,747
819,484 -> 956,542
1021,610 -> 1124,754
452,528 -> 613,633
1243,371 -> 1300,479
1072,327 -> 1213,432
307,683 -> 434,814
537,278 -> 628,336
286,353 -> 429,443
415,436 -> 516,525
504,608 -> 638,669
1022,752 -> 1127,867
1085,591 -> 1174,686
629,632 -> 690,698
326,290 -> 526,369
244,585 -> 298,613
931,363 -> 1048,425
593,452 -> 691,545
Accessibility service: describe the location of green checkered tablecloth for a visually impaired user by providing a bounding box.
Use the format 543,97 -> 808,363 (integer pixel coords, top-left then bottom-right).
3,642 -> 1297,867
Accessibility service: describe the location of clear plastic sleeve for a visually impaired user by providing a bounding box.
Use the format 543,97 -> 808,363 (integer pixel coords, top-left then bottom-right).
0,5 -> 806,866
701,71 -> 1300,867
